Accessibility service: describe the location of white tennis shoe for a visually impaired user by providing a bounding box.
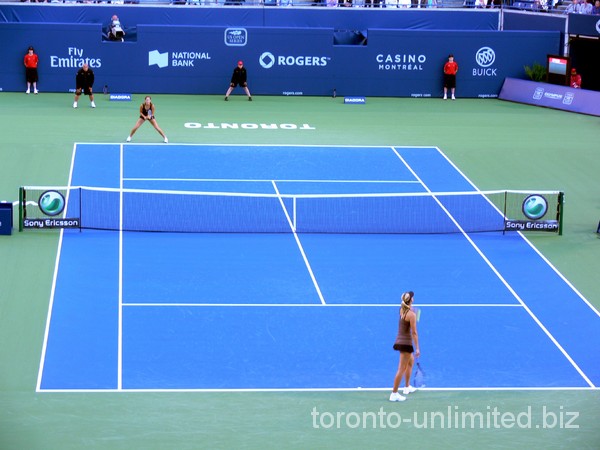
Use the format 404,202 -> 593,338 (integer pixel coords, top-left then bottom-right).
403,385 -> 417,395
389,392 -> 406,402
163,137 -> 169,143
126,136 -> 131,142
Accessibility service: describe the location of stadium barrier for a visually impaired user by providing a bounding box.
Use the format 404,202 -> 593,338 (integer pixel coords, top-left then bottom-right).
499,77 -> 600,116
0,23 -> 559,97
0,202 -> 13,236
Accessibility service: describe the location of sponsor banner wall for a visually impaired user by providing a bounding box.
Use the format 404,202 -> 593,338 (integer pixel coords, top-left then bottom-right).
503,10 -> 567,33
335,30 -> 560,98
567,14 -> 600,38
0,24 -> 558,97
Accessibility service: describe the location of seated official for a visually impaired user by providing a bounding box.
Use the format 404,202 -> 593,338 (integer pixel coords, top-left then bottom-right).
107,15 -> 125,42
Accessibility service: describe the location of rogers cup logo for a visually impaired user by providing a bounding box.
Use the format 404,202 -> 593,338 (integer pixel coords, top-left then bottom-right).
225,28 -> 247,47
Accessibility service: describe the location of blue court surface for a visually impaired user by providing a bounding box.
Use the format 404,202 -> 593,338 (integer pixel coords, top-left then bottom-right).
37,144 -> 600,391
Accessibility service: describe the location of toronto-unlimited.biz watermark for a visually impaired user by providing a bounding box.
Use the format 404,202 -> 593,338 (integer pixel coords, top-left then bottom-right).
311,406 -> 580,430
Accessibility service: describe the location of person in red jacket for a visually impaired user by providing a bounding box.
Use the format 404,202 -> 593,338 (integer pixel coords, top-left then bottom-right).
570,68 -> 582,89
443,54 -> 458,100
24,46 -> 39,95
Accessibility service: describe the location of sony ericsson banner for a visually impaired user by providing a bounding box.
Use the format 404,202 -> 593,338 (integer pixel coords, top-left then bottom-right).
504,194 -> 559,232
22,190 -> 80,229
23,218 -> 81,229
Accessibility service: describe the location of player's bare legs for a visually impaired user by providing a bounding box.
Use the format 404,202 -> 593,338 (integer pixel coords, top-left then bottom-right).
149,118 -> 167,141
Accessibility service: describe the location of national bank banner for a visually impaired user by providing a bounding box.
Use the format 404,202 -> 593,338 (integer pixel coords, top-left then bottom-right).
1,24 -> 558,98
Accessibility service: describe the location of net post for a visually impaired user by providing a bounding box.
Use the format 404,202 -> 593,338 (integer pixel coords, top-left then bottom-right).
293,196 -> 297,231
557,191 -> 564,236
79,187 -> 83,233
18,187 -> 24,232
502,190 -> 508,235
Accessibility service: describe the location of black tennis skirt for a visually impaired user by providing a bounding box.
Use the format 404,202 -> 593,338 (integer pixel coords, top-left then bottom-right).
393,343 -> 414,353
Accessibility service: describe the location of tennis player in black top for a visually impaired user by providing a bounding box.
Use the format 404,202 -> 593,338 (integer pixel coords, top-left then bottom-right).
73,63 -> 96,108
126,96 -> 168,143
225,60 -> 252,101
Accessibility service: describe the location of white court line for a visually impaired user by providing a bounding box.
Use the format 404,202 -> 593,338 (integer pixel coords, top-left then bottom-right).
76,142 -> 439,149
122,303 -> 523,308
35,143 -> 79,393
123,177 -> 421,184
433,147 -> 600,319
37,386 -> 599,393
392,147 -> 595,389
117,144 -> 124,391
272,180 -> 326,305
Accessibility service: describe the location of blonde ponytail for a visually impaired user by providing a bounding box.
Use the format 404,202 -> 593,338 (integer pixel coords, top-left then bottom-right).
400,291 -> 414,319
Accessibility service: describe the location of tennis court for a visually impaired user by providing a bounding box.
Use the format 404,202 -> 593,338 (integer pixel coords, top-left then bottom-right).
2,93 -> 600,449
35,143 -> 600,392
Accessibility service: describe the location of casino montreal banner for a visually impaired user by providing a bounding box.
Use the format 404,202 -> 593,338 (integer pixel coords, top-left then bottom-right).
0,24 -> 559,98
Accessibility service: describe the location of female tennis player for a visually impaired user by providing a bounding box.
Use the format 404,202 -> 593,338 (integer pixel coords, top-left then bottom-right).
390,291 -> 420,402
126,96 -> 168,143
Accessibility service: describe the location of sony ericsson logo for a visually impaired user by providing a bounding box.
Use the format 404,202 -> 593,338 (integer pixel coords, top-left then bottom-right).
522,194 -> 548,220
39,190 -> 65,217
148,50 -> 211,68
259,51 -> 330,69
473,47 -> 497,77
596,19 -> 600,34
225,28 -> 247,47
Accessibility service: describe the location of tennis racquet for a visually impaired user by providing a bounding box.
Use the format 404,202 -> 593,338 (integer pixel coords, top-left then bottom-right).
412,306 -> 424,387
413,306 -> 421,322
413,359 -> 425,388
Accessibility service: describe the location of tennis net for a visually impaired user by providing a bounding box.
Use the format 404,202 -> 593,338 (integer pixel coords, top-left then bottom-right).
18,186 -> 564,234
